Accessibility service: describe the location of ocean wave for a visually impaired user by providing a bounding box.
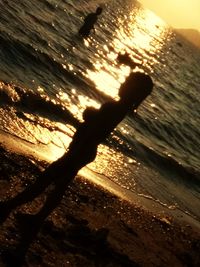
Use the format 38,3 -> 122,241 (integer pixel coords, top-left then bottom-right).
0,31 -> 90,89
0,81 -> 79,128
135,141 -> 200,188
3,80 -> 199,190
101,123 -> 200,191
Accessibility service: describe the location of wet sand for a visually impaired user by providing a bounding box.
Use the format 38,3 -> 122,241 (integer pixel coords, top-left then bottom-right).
0,139 -> 200,267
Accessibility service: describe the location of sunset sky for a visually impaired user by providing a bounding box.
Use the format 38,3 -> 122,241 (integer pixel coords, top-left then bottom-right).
139,0 -> 200,31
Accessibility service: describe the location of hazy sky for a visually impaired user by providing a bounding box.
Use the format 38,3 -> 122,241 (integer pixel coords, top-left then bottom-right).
139,0 -> 200,31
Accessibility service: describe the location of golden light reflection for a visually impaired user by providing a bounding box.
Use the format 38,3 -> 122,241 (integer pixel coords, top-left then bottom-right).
86,69 -> 121,99
88,144 -> 126,178
78,95 -> 100,110
150,103 -> 156,108
57,87 -> 101,121
113,8 -> 168,67
37,6 -> 171,163
85,7 -> 169,100
85,49 -> 131,99
85,144 -> 139,190
37,86 -> 44,93
57,91 -> 70,101
83,38 -> 90,47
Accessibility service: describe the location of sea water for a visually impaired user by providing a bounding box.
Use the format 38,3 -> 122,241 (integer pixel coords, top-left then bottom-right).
0,0 -> 200,223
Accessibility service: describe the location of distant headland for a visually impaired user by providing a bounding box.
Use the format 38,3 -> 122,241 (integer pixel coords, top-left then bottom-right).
175,28 -> 200,49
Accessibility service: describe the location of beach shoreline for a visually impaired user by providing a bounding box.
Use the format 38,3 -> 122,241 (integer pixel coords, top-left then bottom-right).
1,130 -> 199,230
0,134 -> 200,266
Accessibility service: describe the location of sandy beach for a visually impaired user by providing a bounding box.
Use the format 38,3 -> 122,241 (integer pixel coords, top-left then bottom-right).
0,136 -> 200,267
0,134 -> 200,267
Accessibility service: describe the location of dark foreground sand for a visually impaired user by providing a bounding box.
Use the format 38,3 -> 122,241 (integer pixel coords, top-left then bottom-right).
0,143 -> 200,267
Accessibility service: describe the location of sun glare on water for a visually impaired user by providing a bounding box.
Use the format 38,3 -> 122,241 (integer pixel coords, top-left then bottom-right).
57,7 -> 170,125
60,8 -> 171,172
85,7 -> 169,100
29,7 -> 170,161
